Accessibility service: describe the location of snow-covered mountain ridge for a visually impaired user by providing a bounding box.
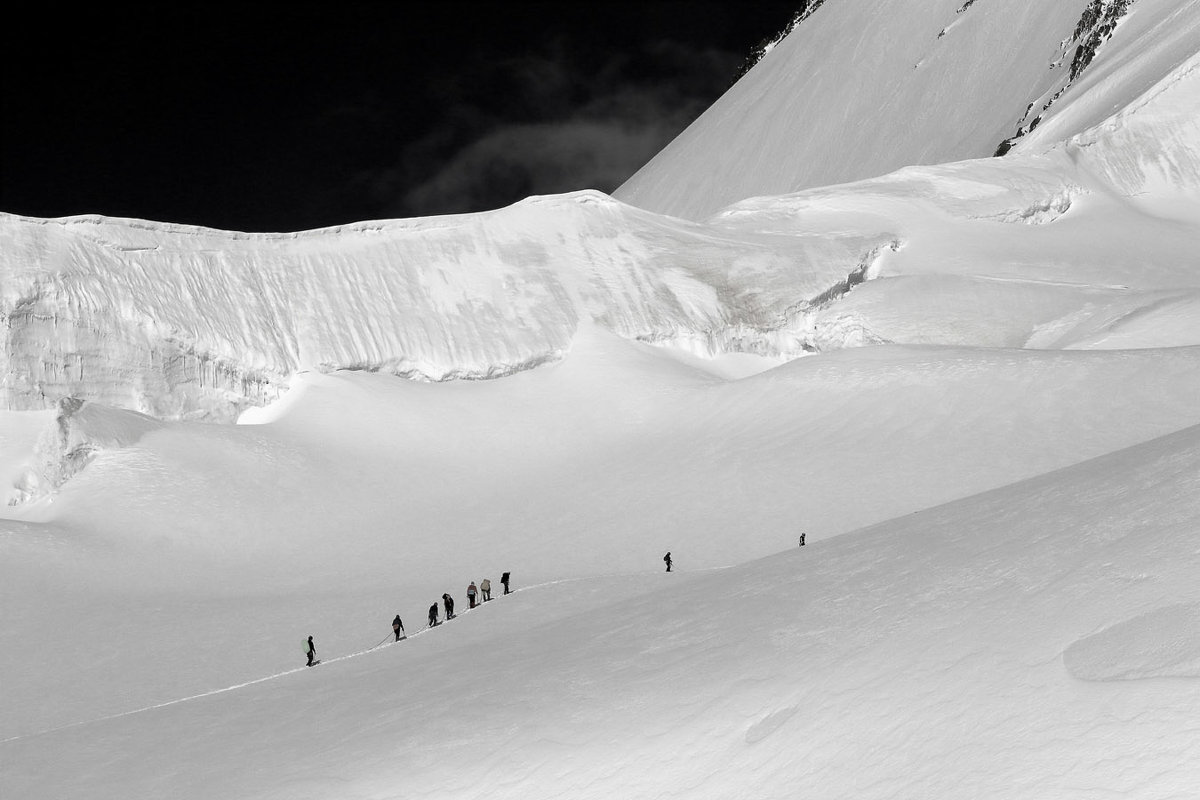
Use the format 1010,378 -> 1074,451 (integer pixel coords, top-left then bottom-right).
617,0 -> 1200,219
3,0 -> 1198,422
715,55 -> 1200,349
5,56 -> 1198,420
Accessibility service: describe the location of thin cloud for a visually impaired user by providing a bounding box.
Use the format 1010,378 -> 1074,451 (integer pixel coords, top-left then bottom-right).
399,118 -> 690,215
377,39 -> 741,217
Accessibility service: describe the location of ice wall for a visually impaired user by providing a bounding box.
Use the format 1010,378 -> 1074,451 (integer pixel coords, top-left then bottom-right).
1,193 -> 892,420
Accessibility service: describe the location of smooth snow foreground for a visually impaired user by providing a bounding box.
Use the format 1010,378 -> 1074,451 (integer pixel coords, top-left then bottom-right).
3,334 -> 1200,798
5,416 -> 1200,797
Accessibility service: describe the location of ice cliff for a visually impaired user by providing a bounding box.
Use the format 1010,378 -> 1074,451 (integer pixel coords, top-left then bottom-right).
2,0 -> 1197,422
1,194 -> 897,419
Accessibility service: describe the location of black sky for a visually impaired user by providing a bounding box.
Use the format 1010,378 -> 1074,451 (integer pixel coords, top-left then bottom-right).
2,3 -> 799,232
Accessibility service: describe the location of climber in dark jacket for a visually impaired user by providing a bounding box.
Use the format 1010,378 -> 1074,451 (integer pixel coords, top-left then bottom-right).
428,603 -> 439,627
305,635 -> 317,667
392,614 -> 405,641
442,593 -> 455,620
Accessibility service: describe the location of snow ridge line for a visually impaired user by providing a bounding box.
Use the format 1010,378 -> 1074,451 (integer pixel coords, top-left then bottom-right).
731,0 -> 828,84
995,0 -> 1138,156
0,566 -> 734,744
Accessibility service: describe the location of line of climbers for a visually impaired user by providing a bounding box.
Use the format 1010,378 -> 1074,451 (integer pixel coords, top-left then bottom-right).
305,572 -> 512,667
303,549 -> 714,667
429,572 -> 510,627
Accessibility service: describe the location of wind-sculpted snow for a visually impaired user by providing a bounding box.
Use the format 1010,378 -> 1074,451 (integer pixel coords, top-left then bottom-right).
1,194 -> 894,419
1065,602 -> 1200,681
4,398 -> 163,505
709,62 -> 1200,351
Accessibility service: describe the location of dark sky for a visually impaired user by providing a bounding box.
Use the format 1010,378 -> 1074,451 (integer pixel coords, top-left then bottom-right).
2,3 -> 800,232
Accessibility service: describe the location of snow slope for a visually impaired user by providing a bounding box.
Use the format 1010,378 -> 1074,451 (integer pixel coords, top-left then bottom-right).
704,42 -> 1200,353
5,98 -> 1199,425
615,0 -> 1200,221
3,334 -> 1200,739
6,376 -> 1200,798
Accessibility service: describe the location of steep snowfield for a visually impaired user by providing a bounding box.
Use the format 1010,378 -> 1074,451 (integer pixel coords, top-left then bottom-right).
615,0 -> 1200,220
